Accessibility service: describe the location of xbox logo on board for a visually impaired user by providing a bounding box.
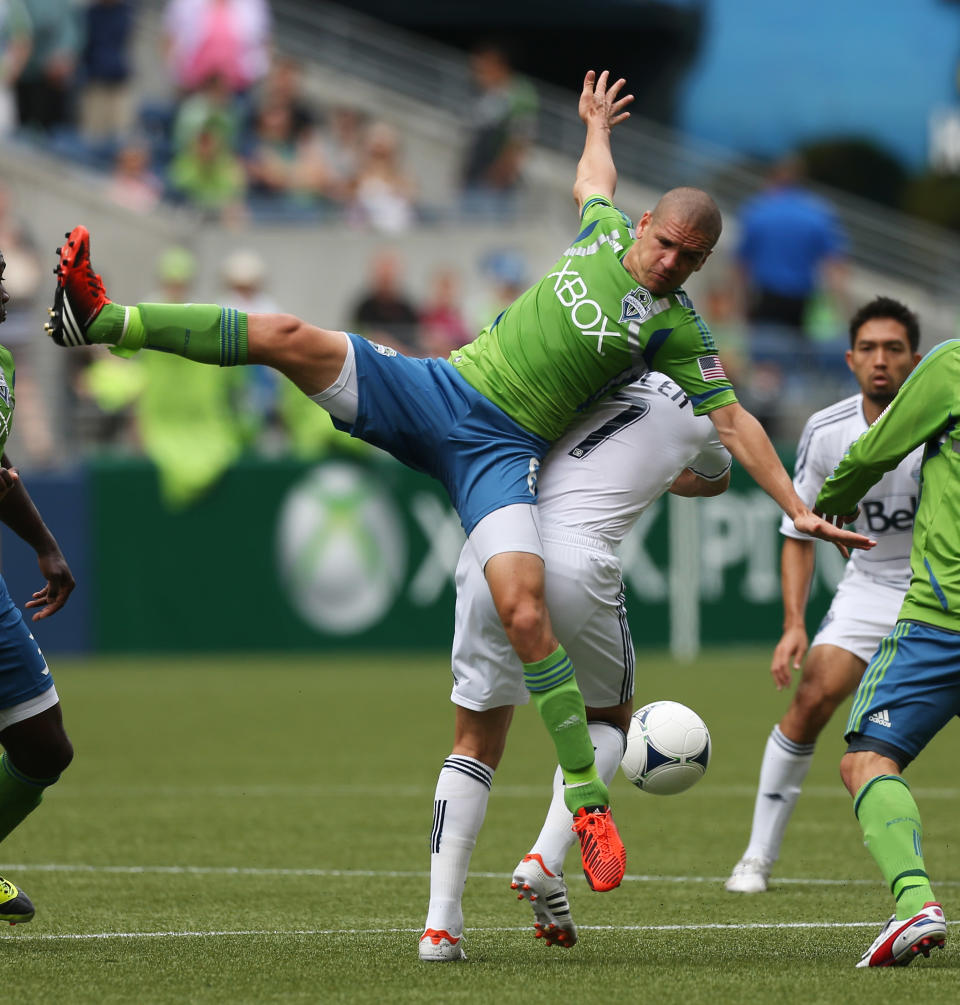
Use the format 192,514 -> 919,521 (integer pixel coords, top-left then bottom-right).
276,462 -> 407,634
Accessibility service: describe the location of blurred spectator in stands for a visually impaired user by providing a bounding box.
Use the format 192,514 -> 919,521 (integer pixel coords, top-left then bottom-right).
460,42 -> 537,218
104,137 -> 164,214
736,154 -> 850,364
163,0 -> 271,98
419,268 -> 471,357
319,104 -> 365,206
349,250 -> 421,355
172,71 -> 243,156
168,115 -> 246,223
254,55 -> 315,144
349,121 -> 417,233
244,97 -> 328,213
0,0 -> 32,137
79,0 -> 134,147
15,0 -> 80,134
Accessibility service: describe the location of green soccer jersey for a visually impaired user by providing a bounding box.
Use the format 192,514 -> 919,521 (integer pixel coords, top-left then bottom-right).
448,195 -> 737,441
0,346 -> 14,455
816,339 -> 960,631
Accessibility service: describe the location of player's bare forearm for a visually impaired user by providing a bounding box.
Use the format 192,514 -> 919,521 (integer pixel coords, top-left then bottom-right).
0,452 -> 74,617
779,537 -> 815,631
708,403 -> 798,514
0,453 -> 59,556
769,539 -> 815,687
709,404 -> 874,555
573,70 -> 634,211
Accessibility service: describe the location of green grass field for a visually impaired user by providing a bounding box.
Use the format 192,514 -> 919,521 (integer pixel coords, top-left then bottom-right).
3,649 -> 958,1004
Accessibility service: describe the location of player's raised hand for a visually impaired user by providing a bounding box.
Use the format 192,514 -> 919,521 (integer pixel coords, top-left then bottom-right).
579,70 -> 634,130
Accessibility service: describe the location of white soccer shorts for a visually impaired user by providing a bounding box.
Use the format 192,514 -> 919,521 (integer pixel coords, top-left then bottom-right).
450,528 -> 635,710
810,567 -> 907,663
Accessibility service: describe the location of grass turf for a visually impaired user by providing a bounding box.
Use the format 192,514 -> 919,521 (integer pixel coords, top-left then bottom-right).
1,650 -> 957,1003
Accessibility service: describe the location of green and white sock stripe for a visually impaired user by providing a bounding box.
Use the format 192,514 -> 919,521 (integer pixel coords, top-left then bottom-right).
219,308 -> 248,367
523,648 -> 574,693
846,621 -> 911,734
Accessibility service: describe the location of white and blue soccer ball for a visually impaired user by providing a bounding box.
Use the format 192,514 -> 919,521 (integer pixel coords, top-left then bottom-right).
621,700 -> 711,795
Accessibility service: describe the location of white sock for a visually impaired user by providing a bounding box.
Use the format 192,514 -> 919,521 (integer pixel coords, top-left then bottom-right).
528,721 -> 627,875
423,755 -> 493,936
742,725 -> 815,863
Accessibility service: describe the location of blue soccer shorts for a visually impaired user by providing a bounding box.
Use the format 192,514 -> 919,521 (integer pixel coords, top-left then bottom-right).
331,333 -> 550,535
0,576 -> 55,716
845,620 -> 960,768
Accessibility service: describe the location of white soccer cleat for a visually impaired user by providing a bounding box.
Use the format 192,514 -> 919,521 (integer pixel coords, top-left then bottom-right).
510,853 -> 578,948
418,928 -> 466,962
724,856 -> 773,893
856,902 -> 946,968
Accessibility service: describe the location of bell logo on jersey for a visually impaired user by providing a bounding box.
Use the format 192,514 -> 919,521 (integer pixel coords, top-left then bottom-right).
861,498 -> 916,533
619,287 -> 652,325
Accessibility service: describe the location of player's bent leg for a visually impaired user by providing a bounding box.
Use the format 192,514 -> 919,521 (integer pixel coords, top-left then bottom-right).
842,753 -> 945,966
780,645 -> 866,745
420,706 -> 512,962
0,703 -> 72,925
513,713 -> 629,945
727,646 -> 866,894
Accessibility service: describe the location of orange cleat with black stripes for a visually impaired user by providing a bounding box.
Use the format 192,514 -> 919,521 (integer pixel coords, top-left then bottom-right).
572,806 -> 626,892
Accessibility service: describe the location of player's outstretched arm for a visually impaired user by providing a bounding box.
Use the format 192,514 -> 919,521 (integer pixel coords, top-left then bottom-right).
573,69 -> 634,213
707,402 -> 875,555
0,453 -> 74,619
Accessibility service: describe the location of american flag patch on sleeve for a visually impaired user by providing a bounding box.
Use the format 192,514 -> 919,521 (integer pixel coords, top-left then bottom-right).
697,355 -> 727,381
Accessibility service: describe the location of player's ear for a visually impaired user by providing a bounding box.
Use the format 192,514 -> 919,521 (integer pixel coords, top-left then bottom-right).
694,249 -> 712,272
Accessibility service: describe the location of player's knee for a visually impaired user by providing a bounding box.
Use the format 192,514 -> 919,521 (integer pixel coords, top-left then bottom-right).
497,600 -> 548,657
10,734 -> 73,781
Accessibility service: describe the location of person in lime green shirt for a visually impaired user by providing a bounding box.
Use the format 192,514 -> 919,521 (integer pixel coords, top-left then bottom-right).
45,70 -> 871,907
815,339 -> 960,967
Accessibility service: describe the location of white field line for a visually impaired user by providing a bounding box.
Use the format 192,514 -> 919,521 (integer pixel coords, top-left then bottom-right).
3,920 -> 960,942
43,784 -> 960,800
3,862 -> 960,887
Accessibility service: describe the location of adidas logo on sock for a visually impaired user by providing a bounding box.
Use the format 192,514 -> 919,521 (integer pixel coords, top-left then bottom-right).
556,714 -> 583,730
867,709 -> 892,728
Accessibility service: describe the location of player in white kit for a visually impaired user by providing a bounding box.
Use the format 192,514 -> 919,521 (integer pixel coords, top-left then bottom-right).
726,296 -> 923,894
419,371 -> 732,960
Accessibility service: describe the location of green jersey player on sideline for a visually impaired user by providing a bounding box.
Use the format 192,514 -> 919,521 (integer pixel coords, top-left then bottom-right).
42,71 -> 871,917
0,251 -> 76,925
815,338 -> 960,967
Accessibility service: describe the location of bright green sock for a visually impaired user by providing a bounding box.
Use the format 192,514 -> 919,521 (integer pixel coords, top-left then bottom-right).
0,753 -> 57,843
88,303 -> 248,366
854,774 -> 935,919
523,645 -> 608,813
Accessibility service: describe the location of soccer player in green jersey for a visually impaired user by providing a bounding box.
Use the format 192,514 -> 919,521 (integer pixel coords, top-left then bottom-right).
815,339 -> 960,967
43,70 -> 871,903
0,250 -> 76,925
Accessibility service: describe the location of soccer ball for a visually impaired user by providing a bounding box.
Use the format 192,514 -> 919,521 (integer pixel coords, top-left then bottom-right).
621,700 -> 711,795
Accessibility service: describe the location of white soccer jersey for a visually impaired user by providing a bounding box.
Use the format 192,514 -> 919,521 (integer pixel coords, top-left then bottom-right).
781,393 -> 922,587
451,372 -> 731,711
536,371 -> 732,551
